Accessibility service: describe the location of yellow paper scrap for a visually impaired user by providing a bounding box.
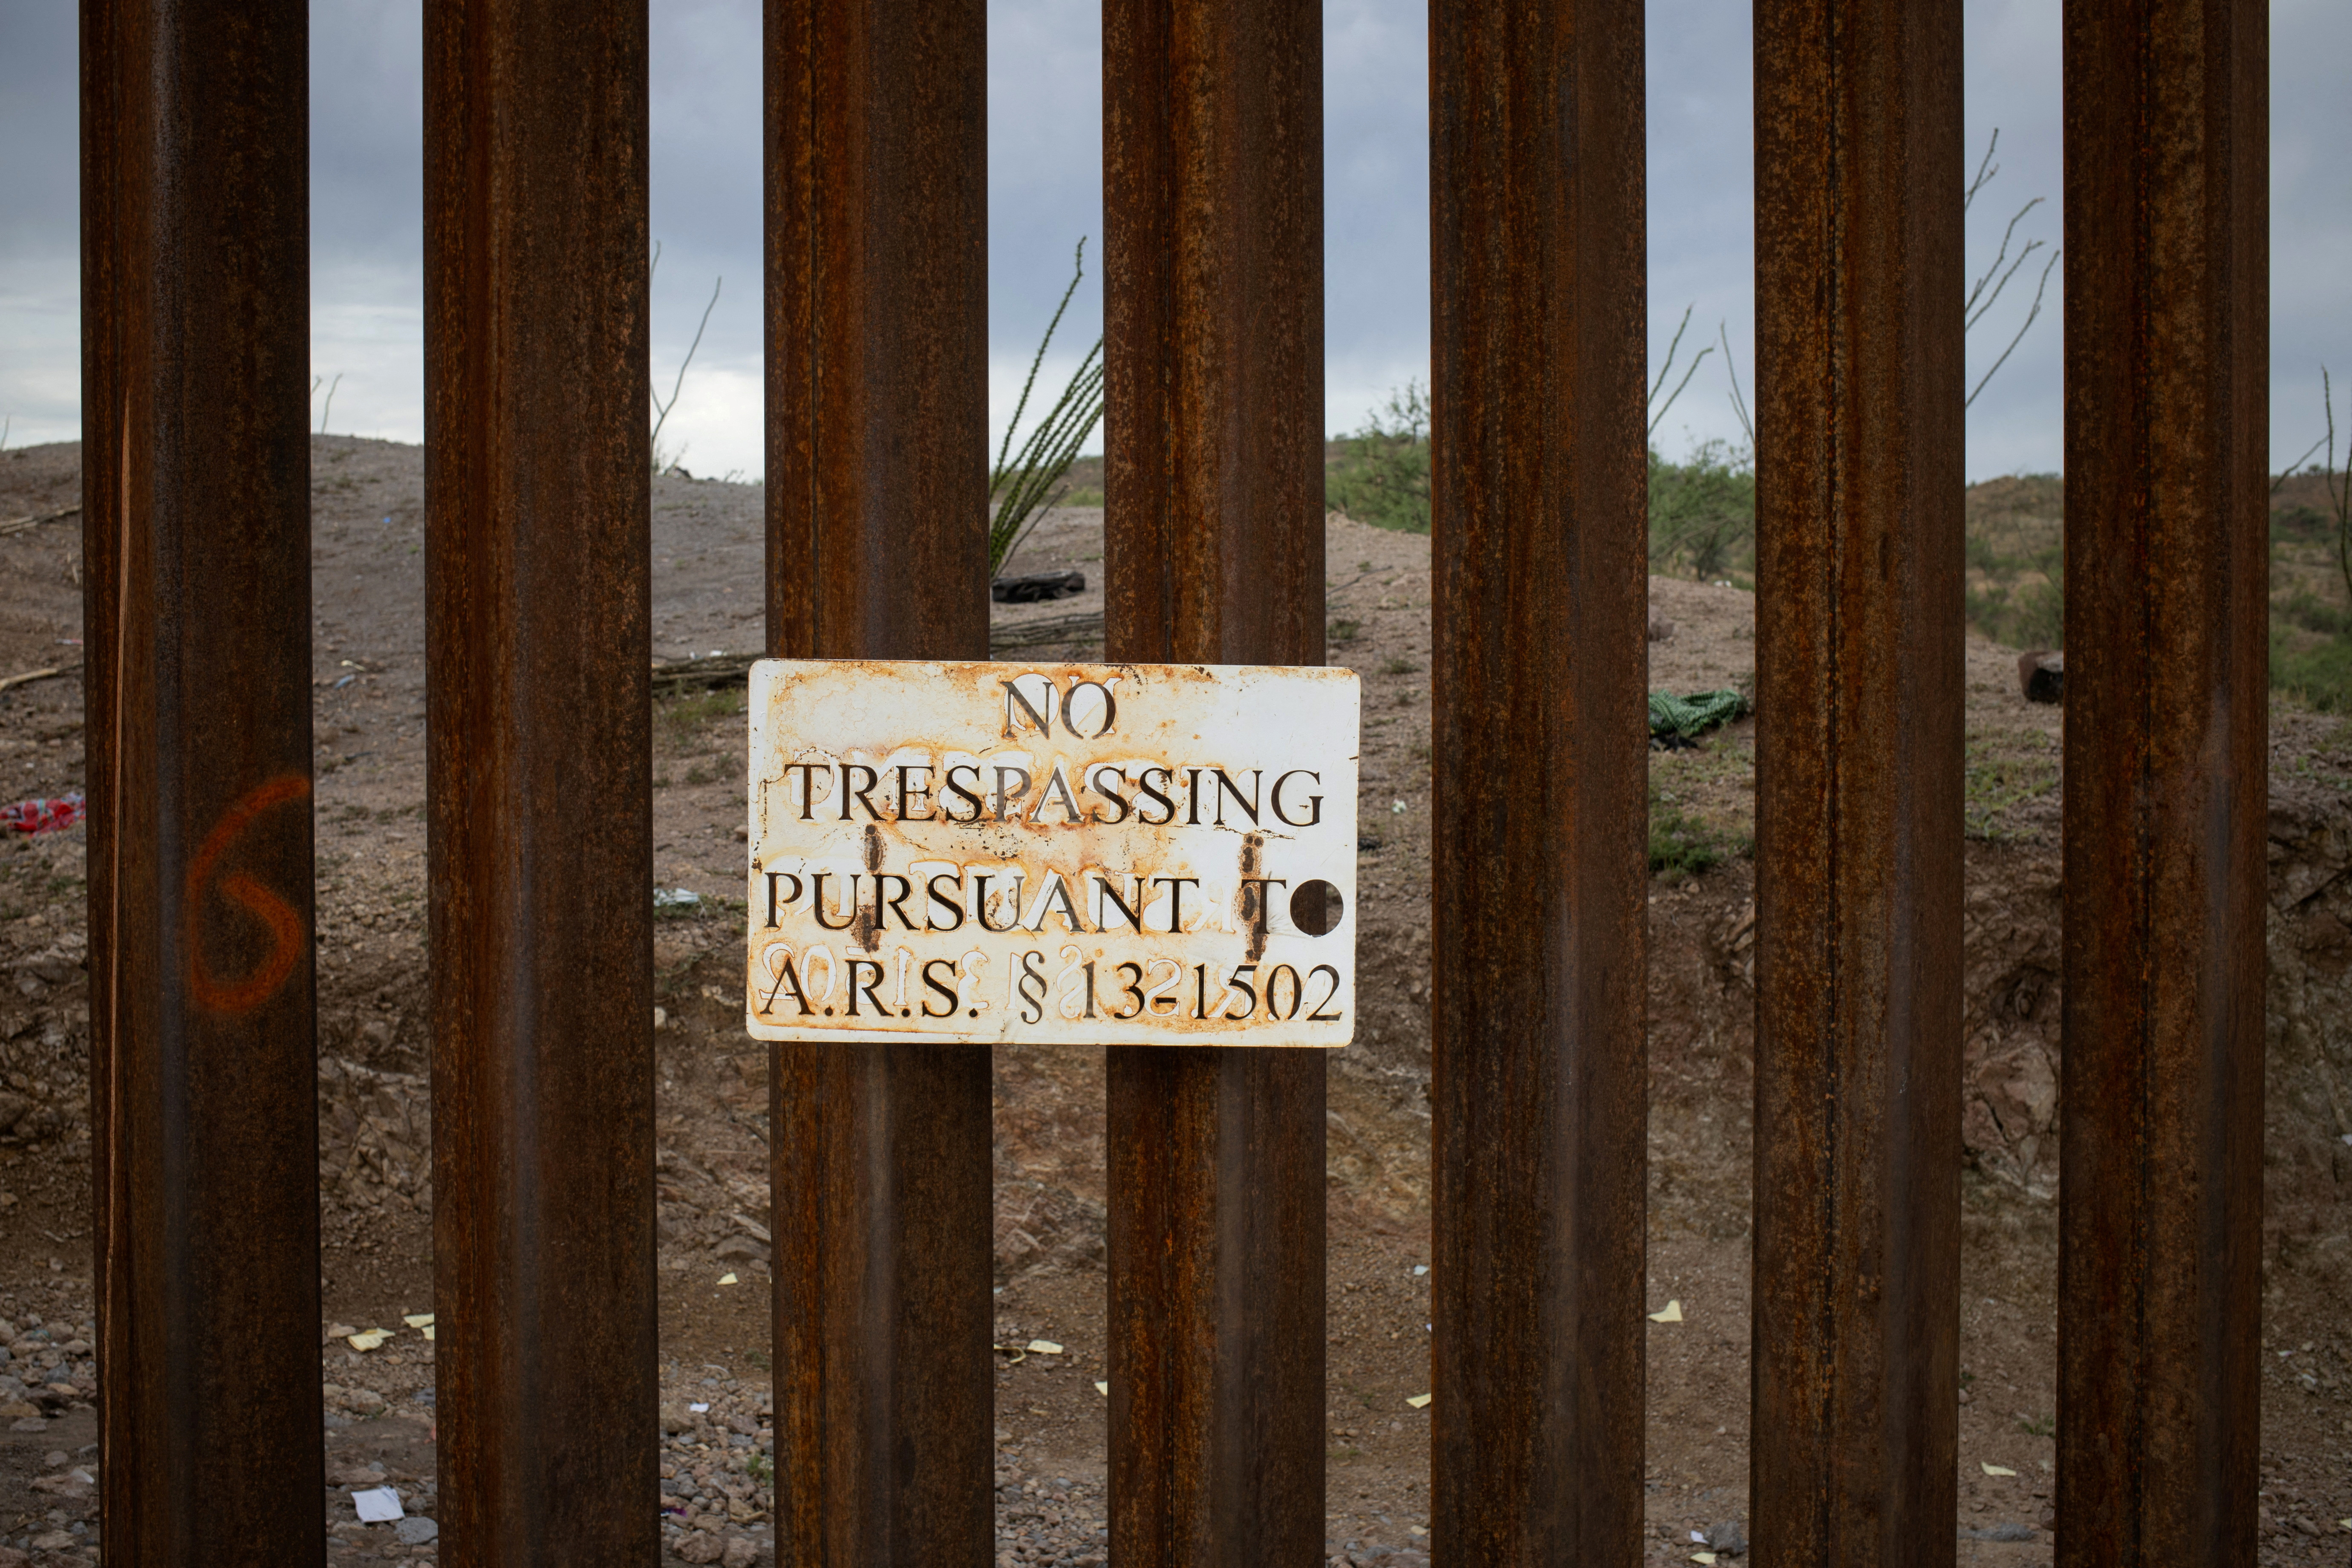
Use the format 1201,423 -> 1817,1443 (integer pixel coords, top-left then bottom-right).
1980,1462 -> 2017,1477
346,1329 -> 390,1352
421,1325 -> 436,1341
1647,1300 -> 1684,1323
403,1314 -> 434,1330
1692,1555 -> 1717,1565
1026,1340 -> 1064,1355
1094,1381 -> 1110,1397
1406,1394 -> 1431,1409
718,1273 -> 739,1286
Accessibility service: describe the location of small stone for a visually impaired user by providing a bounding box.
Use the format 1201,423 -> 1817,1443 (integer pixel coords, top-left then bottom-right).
395,1516 -> 439,1545
674,1533 -> 726,1565
11,1416 -> 49,1432
1706,1519 -> 1747,1556
27,1532 -> 74,1551
720,1536 -> 759,1568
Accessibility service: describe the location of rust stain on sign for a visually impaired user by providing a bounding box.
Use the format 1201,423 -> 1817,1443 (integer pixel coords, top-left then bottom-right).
745,659 -> 1359,1046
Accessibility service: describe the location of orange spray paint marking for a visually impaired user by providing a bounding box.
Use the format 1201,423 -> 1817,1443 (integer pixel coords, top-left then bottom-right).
185,774 -> 311,1015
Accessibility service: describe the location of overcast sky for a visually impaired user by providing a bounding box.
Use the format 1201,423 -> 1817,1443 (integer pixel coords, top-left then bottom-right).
4,0 -> 2347,483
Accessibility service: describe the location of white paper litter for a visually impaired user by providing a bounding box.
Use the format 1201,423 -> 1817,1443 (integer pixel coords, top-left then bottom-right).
689,1402 -> 710,1413
1647,1300 -> 1683,1323
351,1486 -> 404,1523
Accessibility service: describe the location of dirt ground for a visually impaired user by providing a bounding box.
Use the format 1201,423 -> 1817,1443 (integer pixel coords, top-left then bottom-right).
0,436 -> 2348,1565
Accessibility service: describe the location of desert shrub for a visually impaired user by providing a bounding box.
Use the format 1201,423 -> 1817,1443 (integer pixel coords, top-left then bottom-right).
1966,574 -> 2065,651
2272,623 -> 2352,714
1648,441 -> 1755,581
1326,383 -> 1431,533
1648,784 -> 1737,880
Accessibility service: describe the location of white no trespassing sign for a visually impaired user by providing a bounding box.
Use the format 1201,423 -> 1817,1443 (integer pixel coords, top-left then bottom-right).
744,659 -> 1359,1047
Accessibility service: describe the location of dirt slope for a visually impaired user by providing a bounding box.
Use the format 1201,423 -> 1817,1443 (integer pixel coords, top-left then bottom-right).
0,438 -> 2348,1564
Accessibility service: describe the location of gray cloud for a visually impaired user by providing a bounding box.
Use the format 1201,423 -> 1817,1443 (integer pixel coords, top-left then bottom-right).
4,0 -> 2346,482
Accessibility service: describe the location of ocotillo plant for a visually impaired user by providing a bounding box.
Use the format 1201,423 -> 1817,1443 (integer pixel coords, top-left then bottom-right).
990,239 -> 1105,578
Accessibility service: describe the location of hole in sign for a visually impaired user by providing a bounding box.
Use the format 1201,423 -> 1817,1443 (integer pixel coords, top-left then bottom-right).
1290,880 -> 1345,937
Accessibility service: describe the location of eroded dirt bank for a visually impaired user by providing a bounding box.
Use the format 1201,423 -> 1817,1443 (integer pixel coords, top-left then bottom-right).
0,438 -> 2347,1565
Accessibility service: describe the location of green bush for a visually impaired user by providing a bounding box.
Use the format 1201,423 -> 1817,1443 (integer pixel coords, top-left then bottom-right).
2272,623 -> 2352,713
1648,784 -> 1736,880
1965,574 -> 2065,651
1325,383 -> 1431,533
2279,589 -> 2352,640
1648,441 -> 1755,581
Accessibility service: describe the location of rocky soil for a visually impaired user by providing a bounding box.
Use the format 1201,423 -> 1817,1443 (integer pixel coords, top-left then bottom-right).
0,436 -> 2348,1564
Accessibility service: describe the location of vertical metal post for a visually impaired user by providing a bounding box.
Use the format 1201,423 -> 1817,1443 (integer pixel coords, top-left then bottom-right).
1100,0 -> 1324,1561
1427,0 -> 1649,1558
2057,0 -> 2267,1553
764,0 -> 994,1560
1749,0 -> 1966,1554
81,1 -> 326,1561
424,1 -> 655,1561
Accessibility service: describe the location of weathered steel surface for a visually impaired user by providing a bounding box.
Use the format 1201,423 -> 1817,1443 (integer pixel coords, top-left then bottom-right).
81,1 -> 328,1561
1427,0 -> 1651,1557
765,0 -> 994,1558
2057,0 -> 2268,1554
1750,0 -> 1966,1555
744,660 -> 1359,1047
1102,0 -> 1325,1556
424,0 -> 656,1560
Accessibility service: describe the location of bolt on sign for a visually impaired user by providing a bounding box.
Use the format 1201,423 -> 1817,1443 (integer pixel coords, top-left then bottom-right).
744,660 -> 1359,1046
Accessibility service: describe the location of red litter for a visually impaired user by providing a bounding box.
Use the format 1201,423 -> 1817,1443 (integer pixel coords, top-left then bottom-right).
3,794 -> 84,836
